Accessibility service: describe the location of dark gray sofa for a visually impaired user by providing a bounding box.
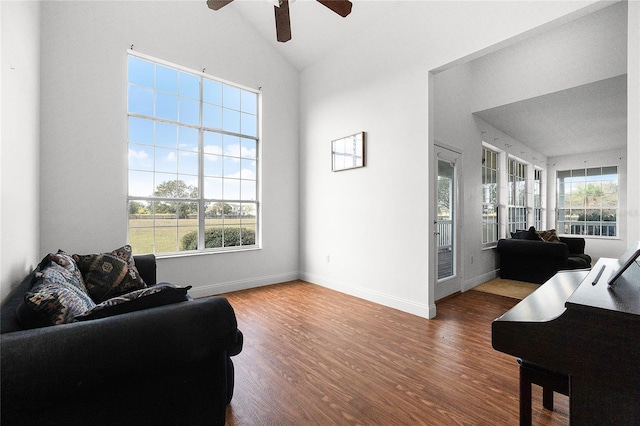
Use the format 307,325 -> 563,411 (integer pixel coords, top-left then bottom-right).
1,254 -> 242,426
497,235 -> 591,284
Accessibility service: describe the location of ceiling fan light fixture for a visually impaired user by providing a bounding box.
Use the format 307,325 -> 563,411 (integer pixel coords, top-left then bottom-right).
207,0 -> 352,41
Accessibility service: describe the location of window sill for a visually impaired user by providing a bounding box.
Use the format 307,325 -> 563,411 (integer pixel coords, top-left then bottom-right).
154,246 -> 261,259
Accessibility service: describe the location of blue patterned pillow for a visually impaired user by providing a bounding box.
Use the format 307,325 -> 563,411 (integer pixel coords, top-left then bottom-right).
19,254 -> 96,327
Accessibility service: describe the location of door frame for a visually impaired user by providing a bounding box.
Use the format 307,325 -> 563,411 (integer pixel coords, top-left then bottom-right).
434,143 -> 463,301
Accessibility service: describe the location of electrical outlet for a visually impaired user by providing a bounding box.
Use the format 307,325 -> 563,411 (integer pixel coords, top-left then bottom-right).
326,255 -> 331,263
471,255 -> 474,264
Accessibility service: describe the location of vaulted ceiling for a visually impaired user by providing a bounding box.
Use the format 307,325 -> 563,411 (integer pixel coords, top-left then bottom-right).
213,1 -> 628,159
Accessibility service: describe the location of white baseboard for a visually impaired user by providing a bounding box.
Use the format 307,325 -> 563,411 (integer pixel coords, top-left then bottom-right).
300,272 -> 434,319
189,271 -> 300,298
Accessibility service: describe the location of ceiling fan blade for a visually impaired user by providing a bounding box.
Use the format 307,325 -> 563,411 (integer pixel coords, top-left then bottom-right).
316,0 -> 352,18
207,0 -> 234,11
274,0 -> 292,43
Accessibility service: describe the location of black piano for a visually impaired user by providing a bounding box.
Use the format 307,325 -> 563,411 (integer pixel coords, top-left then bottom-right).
493,244 -> 640,425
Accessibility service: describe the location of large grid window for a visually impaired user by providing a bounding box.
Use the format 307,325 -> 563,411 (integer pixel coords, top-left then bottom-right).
533,168 -> 543,230
557,167 -> 618,237
507,158 -> 527,233
127,52 -> 259,254
482,147 -> 499,245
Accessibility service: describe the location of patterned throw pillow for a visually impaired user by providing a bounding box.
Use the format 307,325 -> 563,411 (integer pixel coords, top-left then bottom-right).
537,229 -> 561,243
20,255 -> 96,327
73,245 -> 147,304
74,284 -> 192,321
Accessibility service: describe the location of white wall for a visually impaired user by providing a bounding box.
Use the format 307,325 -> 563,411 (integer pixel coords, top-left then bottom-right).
39,1 -> 300,297
299,1 -> 603,318
0,1 -> 41,302
546,148 -> 627,263
628,1 -> 640,243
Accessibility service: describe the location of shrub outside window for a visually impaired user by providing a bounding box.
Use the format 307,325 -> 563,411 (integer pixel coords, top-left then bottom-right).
127,52 -> 260,255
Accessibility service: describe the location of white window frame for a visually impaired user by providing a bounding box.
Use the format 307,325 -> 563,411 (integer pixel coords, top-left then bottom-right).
507,157 -> 528,233
556,166 -> 618,237
482,146 -> 499,247
533,168 -> 543,230
126,50 -> 261,255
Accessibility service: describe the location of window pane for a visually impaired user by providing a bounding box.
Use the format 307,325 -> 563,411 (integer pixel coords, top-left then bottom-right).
204,177 -> 223,199
154,173 -> 178,196
241,90 -> 257,114
224,157 -> 240,178
156,65 -> 178,94
223,109 -> 241,133
129,144 -> 153,171
241,112 -> 257,137
180,72 -> 200,99
156,122 -> 177,148
179,98 -> 199,125
204,131 -> 223,155
224,135 -> 241,157
128,56 -> 154,87
223,85 -> 241,110
203,104 -> 222,129
178,126 -> 198,152
204,79 -> 222,105
241,180 -> 256,200
129,170 -> 154,197
178,151 -> 198,175
155,92 -> 178,121
129,117 -> 154,144
241,138 -> 257,159
128,85 -> 154,116
241,158 -> 256,180
224,178 -> 240,199
204,154 -> 223,177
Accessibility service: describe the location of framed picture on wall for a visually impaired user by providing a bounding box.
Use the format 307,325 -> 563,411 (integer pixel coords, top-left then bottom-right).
331,132 -> 365,172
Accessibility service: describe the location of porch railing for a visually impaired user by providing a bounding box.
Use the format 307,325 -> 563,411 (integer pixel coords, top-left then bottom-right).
437,220 -> 452,252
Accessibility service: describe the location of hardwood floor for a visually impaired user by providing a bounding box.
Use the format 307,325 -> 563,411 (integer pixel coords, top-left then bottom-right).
222,281 -> 568,425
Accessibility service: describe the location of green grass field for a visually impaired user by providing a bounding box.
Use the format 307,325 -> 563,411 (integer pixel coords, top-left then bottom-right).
128,218 -> 256,254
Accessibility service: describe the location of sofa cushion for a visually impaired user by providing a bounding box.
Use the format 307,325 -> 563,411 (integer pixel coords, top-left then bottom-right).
18,255 -> 96,327
74,283 -> 192,321
73,245 -> 147,303
511,226 -> 542,241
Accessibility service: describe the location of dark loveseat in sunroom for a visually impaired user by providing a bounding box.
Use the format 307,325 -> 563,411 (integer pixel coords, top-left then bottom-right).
1,247 -> 242,426
497,227 -> 591,284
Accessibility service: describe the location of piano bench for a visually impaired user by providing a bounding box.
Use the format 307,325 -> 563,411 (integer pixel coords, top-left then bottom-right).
517,359 -> 569,426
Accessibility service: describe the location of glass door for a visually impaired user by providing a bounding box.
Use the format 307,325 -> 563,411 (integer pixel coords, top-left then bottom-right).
435,146 -> 461,300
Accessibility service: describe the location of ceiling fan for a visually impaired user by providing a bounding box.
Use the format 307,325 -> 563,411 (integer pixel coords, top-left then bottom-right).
206,0 -> 353,43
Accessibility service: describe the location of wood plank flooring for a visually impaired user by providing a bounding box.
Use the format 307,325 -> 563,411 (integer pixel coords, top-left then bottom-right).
222,281 -> 568,425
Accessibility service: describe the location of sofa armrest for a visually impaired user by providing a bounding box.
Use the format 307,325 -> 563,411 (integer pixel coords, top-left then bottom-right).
559,236 -> 586,255
1,296 -> 242,402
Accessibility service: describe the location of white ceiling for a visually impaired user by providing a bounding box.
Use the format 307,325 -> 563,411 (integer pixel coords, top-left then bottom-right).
474,75 -> 628,158
212,0 -> 398,71
209,0 -> 628,159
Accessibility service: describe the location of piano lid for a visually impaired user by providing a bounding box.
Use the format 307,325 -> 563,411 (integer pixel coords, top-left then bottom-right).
495,270 -> 588,323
